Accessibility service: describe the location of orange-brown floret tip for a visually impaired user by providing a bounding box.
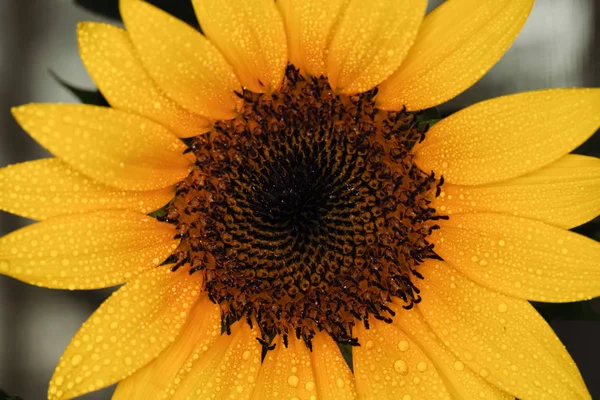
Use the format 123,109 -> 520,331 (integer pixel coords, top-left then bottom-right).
162,65 -> 445,349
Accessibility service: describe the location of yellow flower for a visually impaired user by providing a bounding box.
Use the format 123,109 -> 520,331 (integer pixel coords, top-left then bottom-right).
1,0 -> 599,399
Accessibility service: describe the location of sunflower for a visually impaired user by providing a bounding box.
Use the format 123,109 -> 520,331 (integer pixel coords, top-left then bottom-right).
1,0 -> 599,399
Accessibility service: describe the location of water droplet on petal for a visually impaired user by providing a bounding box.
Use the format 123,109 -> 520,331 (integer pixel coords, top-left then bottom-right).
394,359 -> 408,375
287,375 -> 299,388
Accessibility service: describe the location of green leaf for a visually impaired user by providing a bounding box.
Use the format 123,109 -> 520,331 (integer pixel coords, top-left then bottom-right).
50,71 -> 109,107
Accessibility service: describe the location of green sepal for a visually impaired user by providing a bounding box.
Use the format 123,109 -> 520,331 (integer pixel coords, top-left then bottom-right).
338,343 -> 354,372
415,107 -> 442,132
74,0 -> 201,30
50,71 -> 109,107
0,389 -> 23,400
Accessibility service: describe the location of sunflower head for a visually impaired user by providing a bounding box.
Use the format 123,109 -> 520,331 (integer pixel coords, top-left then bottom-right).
166,64 -> 444,346
0,0 -> 599,399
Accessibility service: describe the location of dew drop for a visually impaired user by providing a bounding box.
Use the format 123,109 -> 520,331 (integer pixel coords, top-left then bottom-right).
497,303 -> 507,313
305,381 -> 315,391
453,361 -> 464,371
287,375 -> 299,388
70,354 -> 83,366
397,340 -> 409,351
336,378 -> 345,388
394,360 -> 408,375
416,361 -> 428,372
0,260 -> 11,272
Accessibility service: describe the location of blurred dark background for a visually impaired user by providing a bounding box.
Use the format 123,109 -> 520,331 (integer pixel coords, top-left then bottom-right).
0,1 -> 598,399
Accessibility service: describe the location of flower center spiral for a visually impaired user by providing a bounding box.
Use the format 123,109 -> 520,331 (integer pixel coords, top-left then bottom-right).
164,65 -> 444,348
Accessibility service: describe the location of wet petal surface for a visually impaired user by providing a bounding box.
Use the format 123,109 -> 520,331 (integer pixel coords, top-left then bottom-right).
121,0 -> 241,120
432,154 -> 600,229
430,213 -> 600,302
326,0 -> 426,94
112,296 -> 221,400
192,0 -> 288,92
0,158 -> 173,220
277,0 -> 349,78
0,210 -> 178,289
354,319 -> 453,399
172,321 -> 262,400
48,267 -> 201,400
78,22 -> 212,138
392,304 -> 514,400
12,104 -> 191,191
418,260 -> 590,399
377,0 -> 533,111
415,89 -> 600,185
251,336 -> 318,400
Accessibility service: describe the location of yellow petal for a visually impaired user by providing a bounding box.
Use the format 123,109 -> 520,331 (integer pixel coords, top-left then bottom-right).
12,104 -> 190,191
48,267 -> 201,400
120,0 -> 241,120
112,296 -> 221,400
310,332 -> 357,400
250,336 -> 317,400
353,320 -> 452,399
192,0 -> 288,93
78,22 -> 212,138
432,154 -> 600,229
326,0 -> 426,94
172,321 -> 262,400
429,213 -> 600,302
377,0 -> 533,111
417,259 -> 590,399
277,0 -> 349,78
0,158 -> 173,220
415,89 -> 600,185
0,210 -> 178,289
392,305 -> 513,400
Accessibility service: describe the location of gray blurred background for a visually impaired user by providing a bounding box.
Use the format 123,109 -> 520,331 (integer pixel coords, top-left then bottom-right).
0,1 -> 598,399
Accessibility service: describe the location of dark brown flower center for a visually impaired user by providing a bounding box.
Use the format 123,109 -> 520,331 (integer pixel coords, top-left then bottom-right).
163,65 -> 444,348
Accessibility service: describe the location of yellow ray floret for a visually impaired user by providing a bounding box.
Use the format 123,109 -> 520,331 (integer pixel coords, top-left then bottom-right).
392,305 -> 512,399
309,333 -> 357,400
432,154 -> 600,230
277,0 -> 349,78
12,104 -> 191,191
120,0 -> 242,120
171,321 -> 263,400
377,0 -> 533,111
192,0 -> 288,93
0,210 -> 178,290
415,89 -> 600,185
78,22 -> 212,138
326,0 -> 426,94
429,213 -> 600,303
353,320 -> 452,399
251,336 -> 320,400
418,260 -> 589,399
48,267 -> 202,400
112,296 -> 221,400
0,158 -> 174,220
